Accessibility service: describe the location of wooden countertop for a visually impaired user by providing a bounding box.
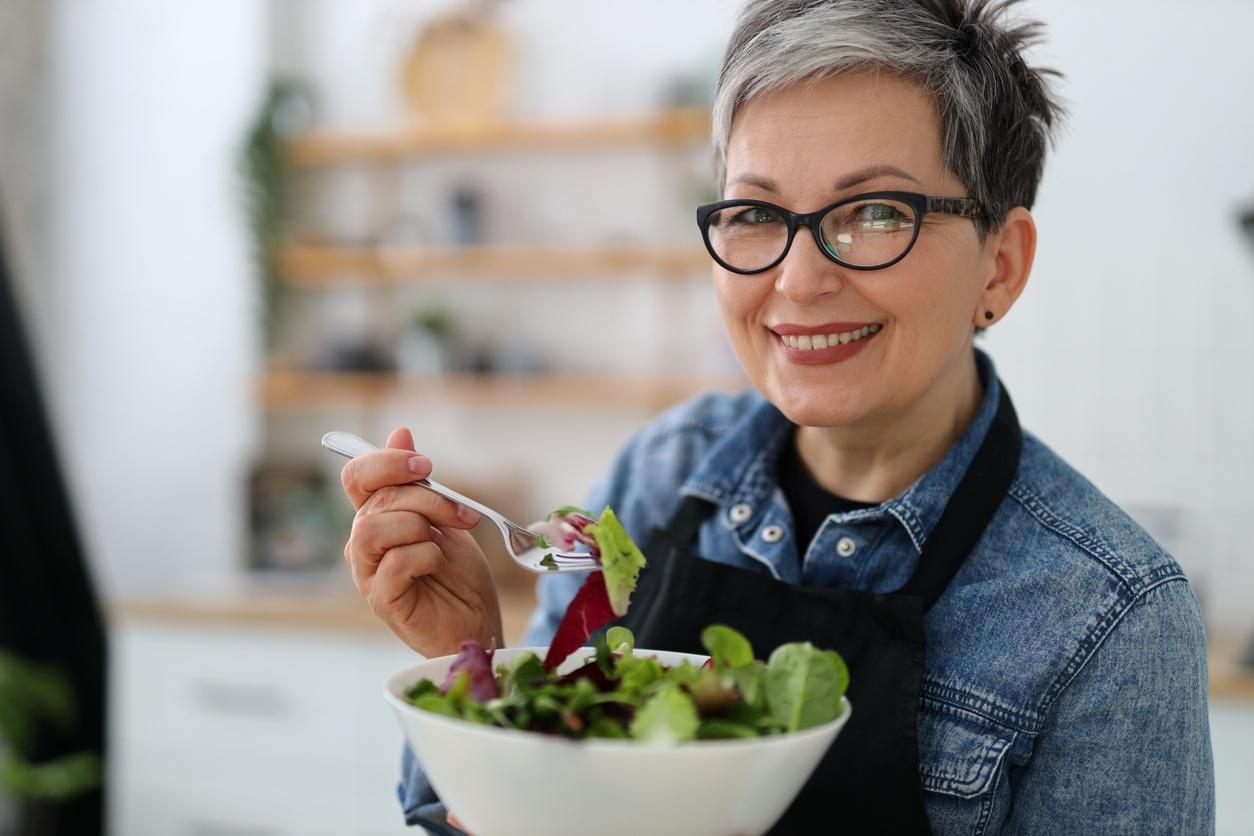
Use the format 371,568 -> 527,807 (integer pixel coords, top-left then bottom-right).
110,586 -> 1254,701
109,581 -> 540,646
1208,636 -> 1254,702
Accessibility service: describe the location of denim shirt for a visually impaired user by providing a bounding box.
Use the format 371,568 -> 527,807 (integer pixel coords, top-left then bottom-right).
401,349 -> 1215,834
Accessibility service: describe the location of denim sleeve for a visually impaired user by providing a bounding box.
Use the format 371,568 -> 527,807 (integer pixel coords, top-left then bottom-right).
1001,579 -> 1215,835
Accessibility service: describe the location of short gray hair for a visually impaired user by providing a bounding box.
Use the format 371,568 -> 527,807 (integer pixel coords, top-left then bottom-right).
713,0 -> 1066,234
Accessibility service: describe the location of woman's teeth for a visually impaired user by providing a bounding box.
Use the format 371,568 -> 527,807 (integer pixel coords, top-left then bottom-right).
780,324 -> 881,350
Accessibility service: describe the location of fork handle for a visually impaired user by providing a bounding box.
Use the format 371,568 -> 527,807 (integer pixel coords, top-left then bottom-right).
321,431 -> 497,520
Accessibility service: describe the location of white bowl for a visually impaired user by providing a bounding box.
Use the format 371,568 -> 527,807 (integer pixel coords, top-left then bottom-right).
385,646 -> 852,836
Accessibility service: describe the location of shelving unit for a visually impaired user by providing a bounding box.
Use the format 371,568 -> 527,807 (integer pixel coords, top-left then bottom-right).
278,242 -> 709,285
261,106 -> 731,574
271,107 -> 722,402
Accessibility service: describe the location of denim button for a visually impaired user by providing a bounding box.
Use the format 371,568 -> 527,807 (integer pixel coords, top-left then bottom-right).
729,503 -> 752,524
836,536 -> 857,557
761,525 -> 784,543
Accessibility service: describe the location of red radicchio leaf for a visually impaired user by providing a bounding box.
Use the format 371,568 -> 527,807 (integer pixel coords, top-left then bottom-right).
440,639 -> 499,702
543,571 -> 616,672
529,513 -> 601,557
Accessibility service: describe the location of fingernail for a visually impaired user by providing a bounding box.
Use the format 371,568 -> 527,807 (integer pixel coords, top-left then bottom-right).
430,526 -> 443,544
408,456 -> 430,475
458,505 -> 480,525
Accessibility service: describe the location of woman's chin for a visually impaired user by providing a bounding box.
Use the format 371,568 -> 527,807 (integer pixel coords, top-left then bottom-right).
761,383 -> 869,429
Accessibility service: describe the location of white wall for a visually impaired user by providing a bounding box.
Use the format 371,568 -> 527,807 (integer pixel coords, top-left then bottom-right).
41,0 -> 267,596
24,0 -> 1254,635
989,0 -> 1254,634
0,1 -> 52,367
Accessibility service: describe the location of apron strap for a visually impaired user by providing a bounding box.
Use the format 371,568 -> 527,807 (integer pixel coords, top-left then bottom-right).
896,385 -> 1022,608
662,491 -> 714,550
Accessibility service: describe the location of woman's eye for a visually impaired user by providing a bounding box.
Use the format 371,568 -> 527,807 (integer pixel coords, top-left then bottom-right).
850,202 -> 908,228
727,207 -> 779,226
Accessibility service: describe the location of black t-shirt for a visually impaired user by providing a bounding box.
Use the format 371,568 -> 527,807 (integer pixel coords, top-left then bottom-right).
777,428 -> 877,548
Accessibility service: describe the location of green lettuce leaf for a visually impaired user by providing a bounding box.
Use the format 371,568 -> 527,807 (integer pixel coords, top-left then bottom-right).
629,684 -> 699,743
614,653 -> 662,694
605,626 -> 634,654
587,507 -> 647,616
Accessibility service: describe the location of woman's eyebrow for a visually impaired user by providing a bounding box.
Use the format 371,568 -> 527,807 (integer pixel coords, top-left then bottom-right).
726,173 -> 778,192
726,165 -> 922,195
834,164 -> 921,191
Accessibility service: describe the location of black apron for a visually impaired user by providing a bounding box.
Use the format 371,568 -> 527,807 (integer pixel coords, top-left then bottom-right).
614,385 -> 1022,835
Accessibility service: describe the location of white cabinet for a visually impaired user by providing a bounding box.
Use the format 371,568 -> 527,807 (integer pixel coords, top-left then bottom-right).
1212,699 -> 1254,836
109,619 -> 426,835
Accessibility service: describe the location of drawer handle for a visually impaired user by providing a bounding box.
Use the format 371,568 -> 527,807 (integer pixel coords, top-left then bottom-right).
188,680 -> 291,719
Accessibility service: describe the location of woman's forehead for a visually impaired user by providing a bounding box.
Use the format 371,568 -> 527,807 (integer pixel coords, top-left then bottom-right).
725,72 -> 947,191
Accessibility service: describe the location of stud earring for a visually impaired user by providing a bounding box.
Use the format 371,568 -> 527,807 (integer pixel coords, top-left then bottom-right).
984,311 -> 994,321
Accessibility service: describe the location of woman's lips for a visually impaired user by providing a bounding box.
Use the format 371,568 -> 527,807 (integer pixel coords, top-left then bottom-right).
773,324 -> 881,365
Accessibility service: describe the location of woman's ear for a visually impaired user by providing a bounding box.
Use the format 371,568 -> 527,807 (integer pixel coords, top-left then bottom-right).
974,206 -> 1036,327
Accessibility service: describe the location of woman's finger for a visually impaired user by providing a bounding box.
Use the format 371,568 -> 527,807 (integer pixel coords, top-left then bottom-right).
347,510 -> 436,593
349,509 -> 436,566
360,483 -> 481,529
370,542 -> 446,612
340,448 -> 433,509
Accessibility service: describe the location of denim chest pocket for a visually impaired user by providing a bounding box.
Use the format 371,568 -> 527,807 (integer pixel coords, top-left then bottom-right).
916,700 -> 1016,799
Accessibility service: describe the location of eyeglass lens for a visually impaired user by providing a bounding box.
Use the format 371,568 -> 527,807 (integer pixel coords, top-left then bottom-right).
706,197 -> 919,272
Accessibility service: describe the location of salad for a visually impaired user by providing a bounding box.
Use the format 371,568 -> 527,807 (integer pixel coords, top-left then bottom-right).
403,507 -> 850,742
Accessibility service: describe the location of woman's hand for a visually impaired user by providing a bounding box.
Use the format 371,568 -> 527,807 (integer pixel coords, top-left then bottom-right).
340,427 -> 503,657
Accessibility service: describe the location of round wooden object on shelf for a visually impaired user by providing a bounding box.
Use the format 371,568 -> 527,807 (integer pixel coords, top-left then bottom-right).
401,9 -> 511,126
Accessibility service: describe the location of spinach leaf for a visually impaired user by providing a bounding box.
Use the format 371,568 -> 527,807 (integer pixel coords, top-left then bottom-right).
696,718 -> 760,739
701,624 -> 754,669
763,643 -> 849,732
728,661 -> 767,710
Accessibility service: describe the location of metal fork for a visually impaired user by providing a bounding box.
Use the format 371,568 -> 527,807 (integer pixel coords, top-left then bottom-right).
322,431 -> 599,575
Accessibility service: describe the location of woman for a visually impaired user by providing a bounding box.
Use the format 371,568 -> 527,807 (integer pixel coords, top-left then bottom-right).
339,1 -> 1215,832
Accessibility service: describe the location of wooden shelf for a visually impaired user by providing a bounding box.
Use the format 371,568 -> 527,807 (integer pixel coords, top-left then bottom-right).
285,109 -> 711,166
260,370 -> 745,413
278,243 -> 710,285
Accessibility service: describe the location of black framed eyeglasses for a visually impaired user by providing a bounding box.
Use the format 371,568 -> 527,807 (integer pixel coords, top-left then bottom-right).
696,191 -> 983,274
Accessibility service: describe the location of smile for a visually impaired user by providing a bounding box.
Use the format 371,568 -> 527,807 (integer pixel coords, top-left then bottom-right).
778,324 -> 882,350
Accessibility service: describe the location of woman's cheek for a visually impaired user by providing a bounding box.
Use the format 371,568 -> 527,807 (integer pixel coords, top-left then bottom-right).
713,280 -> 760,357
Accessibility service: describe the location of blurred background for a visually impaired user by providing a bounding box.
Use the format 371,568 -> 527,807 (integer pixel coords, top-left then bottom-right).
0,0 -> 1251,833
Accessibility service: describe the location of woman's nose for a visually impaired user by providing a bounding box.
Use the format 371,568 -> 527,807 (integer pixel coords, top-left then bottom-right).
772,226 -> 847,304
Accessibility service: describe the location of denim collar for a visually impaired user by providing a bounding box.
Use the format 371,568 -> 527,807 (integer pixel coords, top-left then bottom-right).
680,348 -> 1002,555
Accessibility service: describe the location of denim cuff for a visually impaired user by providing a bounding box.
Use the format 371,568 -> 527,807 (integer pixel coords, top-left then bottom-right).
399,743 -> 468,833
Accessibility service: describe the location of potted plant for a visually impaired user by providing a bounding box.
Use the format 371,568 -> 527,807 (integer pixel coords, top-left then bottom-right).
0,650 -> 102,836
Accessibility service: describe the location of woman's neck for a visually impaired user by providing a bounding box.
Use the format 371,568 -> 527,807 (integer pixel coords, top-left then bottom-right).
794,351 -> 984,503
